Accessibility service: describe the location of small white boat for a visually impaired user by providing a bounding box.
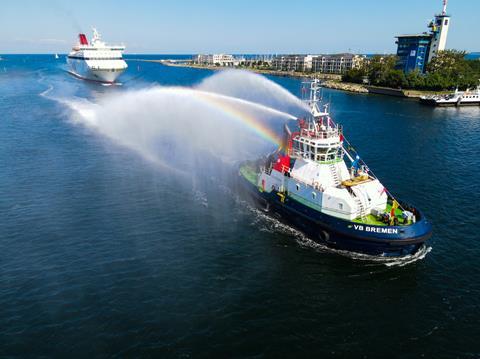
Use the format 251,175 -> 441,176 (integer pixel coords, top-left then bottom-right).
420,86 -> 480,106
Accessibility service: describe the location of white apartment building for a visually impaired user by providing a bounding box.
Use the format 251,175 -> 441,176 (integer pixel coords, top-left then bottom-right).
194,54 -> 235,66
272,54 -> 366,74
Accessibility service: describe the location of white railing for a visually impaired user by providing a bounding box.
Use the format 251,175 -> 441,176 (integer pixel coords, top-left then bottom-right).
300,128 -> 339,139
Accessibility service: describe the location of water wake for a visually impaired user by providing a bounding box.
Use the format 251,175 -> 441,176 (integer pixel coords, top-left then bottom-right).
246,204 -> 431,267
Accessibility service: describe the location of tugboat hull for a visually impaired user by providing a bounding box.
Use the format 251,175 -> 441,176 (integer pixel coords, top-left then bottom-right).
238,171 -> 432,257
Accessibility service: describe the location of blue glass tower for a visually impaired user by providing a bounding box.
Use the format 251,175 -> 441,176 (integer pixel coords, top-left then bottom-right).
395,34 -> 431,73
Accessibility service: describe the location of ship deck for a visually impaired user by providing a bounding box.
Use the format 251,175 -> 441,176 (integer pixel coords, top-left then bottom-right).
239,164 -> 411,227
352,204 -> 407,226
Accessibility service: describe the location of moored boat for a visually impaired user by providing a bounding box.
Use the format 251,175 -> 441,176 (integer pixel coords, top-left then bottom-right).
420,86 -> 480,106
238,80 -> 432,257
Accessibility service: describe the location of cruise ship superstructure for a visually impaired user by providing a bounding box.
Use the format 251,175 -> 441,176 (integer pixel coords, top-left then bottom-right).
67,28 -> 127,84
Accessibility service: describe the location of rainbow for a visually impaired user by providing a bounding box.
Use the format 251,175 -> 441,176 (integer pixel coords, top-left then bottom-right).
197,91 -> 292,147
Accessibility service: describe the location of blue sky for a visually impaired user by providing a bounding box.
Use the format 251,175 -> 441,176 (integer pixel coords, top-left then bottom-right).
0,0 -> 478,54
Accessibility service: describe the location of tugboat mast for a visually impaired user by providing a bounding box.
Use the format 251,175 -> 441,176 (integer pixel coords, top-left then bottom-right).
304,79 -> 328,119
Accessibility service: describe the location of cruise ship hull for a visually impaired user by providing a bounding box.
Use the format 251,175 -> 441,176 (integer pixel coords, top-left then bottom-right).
67,57 -> 126,84
238,166 -> 432,257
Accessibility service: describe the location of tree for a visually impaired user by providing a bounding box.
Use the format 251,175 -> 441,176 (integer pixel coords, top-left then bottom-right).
384,69 -> 407,88
426,50 -> 480,90
426,50 -> 466,74
342,68 -> 366,84
342,50 -> 479,91
367,55 -> 397,86
424,72 -> 449,90
405,70 -> 425,89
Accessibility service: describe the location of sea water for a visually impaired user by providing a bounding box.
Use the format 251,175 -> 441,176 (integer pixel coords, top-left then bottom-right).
0,55 -> 479,357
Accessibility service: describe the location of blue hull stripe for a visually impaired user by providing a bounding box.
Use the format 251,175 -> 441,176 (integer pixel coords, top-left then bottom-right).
238,173 -> 432,257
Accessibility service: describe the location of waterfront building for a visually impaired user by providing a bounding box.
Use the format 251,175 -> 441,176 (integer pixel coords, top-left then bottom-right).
212,54 -> 235,66
194,54 -> 272,67
194,54 -> 235,66
271,55 -> 308,72
395,0 -> 450,73
194,54 -> 212,65
395,34 -> 431,73
311,54 -> 366,74
271,54 -> 366,74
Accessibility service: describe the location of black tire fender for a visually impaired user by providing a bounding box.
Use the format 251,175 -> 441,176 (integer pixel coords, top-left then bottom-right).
260,199 -> 270,212
318,229 -> 330,243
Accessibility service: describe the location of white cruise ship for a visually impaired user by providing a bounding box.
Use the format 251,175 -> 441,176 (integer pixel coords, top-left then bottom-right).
67,28 -> 127,84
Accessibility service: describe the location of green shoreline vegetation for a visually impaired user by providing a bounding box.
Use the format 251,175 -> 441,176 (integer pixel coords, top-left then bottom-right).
153,50 -> 479,96
343,50 -> 480,91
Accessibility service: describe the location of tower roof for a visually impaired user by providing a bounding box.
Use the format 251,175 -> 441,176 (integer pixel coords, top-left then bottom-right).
395,34 -> 432,39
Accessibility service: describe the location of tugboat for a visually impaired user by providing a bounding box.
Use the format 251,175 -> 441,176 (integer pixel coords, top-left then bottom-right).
420,86 -> 480,106
238,80 -> 432,257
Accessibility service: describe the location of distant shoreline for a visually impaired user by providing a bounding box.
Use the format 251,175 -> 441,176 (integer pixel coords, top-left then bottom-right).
131,59 -> 447,98
131,58 -> 339,79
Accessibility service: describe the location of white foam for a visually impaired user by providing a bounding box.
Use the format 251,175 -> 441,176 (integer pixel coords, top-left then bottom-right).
246,204 -> 431,267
